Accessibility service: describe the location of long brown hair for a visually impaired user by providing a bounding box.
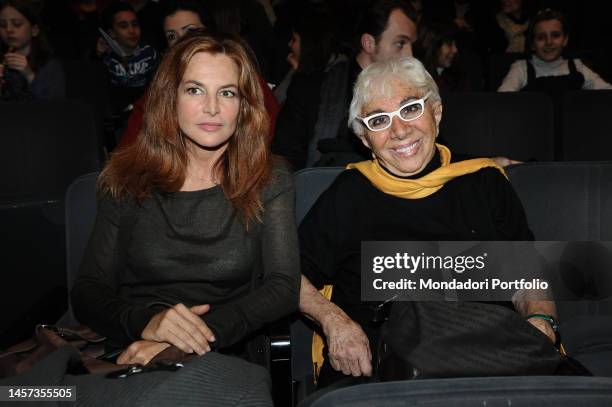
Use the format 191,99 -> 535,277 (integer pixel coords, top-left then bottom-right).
0,0 -> 53,72
99,31 -> 272,226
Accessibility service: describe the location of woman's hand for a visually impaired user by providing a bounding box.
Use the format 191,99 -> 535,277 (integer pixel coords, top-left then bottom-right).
141,303 -> 216,355
491,156 -> 522,167
527,317 -> 556,343
321,311 -> 372,377
117,340 -> 171,365
3,53 -> 34,82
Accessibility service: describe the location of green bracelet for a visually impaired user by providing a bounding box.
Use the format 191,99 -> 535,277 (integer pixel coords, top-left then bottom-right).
526,314 -> 561,349
525,314 -> 557,329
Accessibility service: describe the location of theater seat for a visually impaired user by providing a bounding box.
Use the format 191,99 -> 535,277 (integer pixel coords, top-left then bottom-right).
0,100 -> 101,345
560,90 -> 612,161
439,92 -> 555,162
507,162 -> 612,376
302,376 -> 612,407
57,172 -> 100,326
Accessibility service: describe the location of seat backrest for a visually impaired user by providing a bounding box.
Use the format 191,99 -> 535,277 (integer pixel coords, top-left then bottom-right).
439,92 -> 555,162
306,376 -> 612,407
291,167 -> 344,396
295,167 -> 345,224
507,162 -> 612,240
507,162 -> 612,321
561,90 -> 612,161
0,100 -> 101,205
57,172 -> 99,326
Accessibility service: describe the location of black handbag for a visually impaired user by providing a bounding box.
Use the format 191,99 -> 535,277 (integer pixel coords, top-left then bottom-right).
375,301 -> 591,381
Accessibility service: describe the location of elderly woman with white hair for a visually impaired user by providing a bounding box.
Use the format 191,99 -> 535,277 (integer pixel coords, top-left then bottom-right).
297,57 -> 566,388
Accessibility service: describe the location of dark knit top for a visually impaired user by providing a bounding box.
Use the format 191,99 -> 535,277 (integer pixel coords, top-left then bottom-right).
300,151 -> 534,341
72,161 -> 300,350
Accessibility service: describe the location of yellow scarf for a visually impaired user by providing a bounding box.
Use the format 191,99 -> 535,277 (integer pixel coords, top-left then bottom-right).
312,144 -> 507,381
346,144 -> 506,199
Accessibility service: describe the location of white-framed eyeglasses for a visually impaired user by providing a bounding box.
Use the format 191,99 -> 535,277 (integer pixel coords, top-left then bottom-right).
358,92 -> 432,132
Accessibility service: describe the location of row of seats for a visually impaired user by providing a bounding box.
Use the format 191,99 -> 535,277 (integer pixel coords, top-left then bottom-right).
439,90 -> 612,162
60,163 -> 612,405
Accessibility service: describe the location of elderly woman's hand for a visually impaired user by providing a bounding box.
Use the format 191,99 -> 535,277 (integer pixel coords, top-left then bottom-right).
526,317 -> 556,343
117,340 -> 171,365
322,311 -> 372,377
141,303 -> 215,355
491,156 -> 522,167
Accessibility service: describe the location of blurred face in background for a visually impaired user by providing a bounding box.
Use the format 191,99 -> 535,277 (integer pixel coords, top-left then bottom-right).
0,5 -> 38,54
532,19 -> 567,62
500,0 -> 522,15
109,10 -> 141,51
437,40 -> 457,68
164,10 -> 204,47
372,9 -> 417,62
287,31 -> 300,69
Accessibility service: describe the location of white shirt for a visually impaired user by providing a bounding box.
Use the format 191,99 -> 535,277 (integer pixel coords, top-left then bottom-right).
498,55 -> 612,92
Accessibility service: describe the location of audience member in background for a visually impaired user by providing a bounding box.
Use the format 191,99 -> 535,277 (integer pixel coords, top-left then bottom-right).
415,21 -> 477,92
495,0 -> 528,53
206,0 -> 274,81
272,0 -> 419,170
498,9 -> 612,94
72,31 -> 299,367
97,1 -> 159,113
123,0 -> 165,51
116,0 -> 279,149
419,0 -> 494,57
273,4 -> 339,105
0,0 -> 65,100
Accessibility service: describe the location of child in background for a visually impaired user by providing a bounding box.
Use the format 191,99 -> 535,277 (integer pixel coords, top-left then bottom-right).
97,1 -> 158,112
0,0 -> 65,100
416,21 -> 477,93
498,9 -> 611,95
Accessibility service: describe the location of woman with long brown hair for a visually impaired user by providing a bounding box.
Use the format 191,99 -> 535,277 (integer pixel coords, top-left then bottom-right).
71,31 -> 299,367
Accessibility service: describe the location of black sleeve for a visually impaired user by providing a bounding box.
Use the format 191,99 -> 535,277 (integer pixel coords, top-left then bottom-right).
30,59 -> 66,100
201,164 -> 301,348
298,174 -> 346,289
71,194 -> 162,345
482,168 -> 534,240
271,72 -> 322,170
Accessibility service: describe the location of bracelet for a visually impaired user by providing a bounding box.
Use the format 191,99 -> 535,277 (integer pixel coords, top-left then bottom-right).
526,314 -> 562,351
525,314 -> 557,329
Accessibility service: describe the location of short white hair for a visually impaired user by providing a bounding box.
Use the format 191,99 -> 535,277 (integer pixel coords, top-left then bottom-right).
348,57 -> 441,137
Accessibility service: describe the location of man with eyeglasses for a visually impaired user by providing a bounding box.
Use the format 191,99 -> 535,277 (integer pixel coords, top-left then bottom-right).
272,0 -> 418,170
298,57 -> 564,388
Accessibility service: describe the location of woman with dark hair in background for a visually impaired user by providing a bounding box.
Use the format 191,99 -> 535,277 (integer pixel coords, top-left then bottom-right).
273,4 -> 340,104
206,0 -> 274,81
415,20 -> 477,92
0,0 -> 65,100
72,31 -> 299,368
